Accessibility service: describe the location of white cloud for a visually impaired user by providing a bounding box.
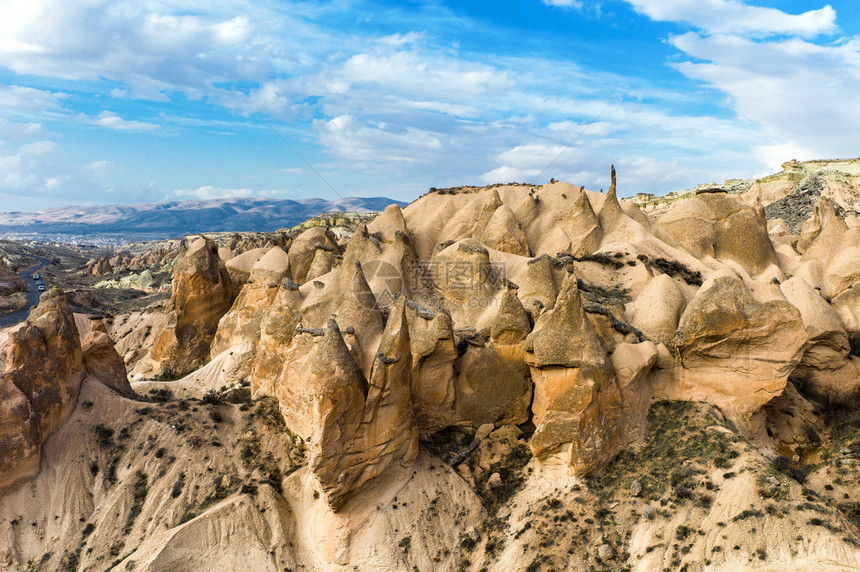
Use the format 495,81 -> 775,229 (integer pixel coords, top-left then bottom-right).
172,186 -> 254,200
543,0 -> 583,8
623,0 -> 836,38
82,160 -> 114,176
218,81 -> 315,121
397,98 -> 479,117
547,120 -> 617,138
0,84 -> 67,114
89,111 -> 159,131
495,144 -> 569,170
0,140 -> 82,197
316,114 -> 445,164
18,140 -> 56,156
330,50 -> 513,100
377,32 -> 425,46
170,186 -> 286,200
0,0 -> 850,209
482,143 -> 608,187
0,118 -> 44,143
480,165 -> 541,184
0,134 -> 162,209
668,32 -> 860,165
0,0 -> 264,98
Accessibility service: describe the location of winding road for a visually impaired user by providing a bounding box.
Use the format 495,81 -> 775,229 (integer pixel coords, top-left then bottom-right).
0,255 -> 51,328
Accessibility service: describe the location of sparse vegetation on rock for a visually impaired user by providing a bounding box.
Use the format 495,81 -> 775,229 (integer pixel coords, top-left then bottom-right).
3,164 -> 860,570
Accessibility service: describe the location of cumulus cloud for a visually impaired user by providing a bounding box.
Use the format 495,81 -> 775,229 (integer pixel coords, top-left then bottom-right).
623,0 -> 836,38
0,118 -> 44,143
6,0 -> 734,202
327,50 -> 513,101
0,0 -> 263,98
0,139 -> 114,208
481,149 -> 728,196
315,115 -> 445,164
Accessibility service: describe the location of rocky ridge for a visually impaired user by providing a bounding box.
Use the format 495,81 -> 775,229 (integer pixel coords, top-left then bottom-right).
3,164 -> 860,570
632,158 -> 860,223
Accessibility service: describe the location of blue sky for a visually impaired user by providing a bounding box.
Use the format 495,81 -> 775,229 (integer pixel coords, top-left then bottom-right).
0,0 -> 857,211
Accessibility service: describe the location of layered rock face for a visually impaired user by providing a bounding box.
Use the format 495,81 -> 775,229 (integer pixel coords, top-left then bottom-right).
151,237 -> 233,378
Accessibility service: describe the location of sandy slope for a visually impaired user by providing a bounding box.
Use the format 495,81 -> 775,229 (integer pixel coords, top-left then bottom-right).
3,374 -> 860,571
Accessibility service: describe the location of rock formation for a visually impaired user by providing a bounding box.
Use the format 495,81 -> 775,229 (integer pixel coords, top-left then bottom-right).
655,191 -> 780,277
306,312 -> 418,509
82,331 -> 134,396
672,271 -> 808,433
210,246 -> 289,381
627,273 -> 686,343
150,237 -> 233,378
0,288 -> 86,490
8,165 -> 860,571
524,267 -> 623,474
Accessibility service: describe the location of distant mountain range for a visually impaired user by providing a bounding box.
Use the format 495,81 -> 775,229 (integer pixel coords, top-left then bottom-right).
0,197 -> 407,244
